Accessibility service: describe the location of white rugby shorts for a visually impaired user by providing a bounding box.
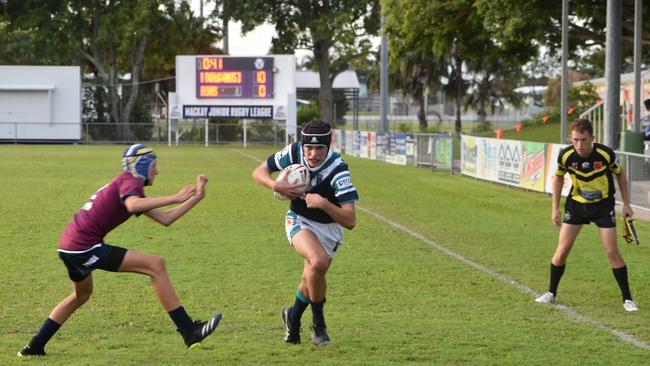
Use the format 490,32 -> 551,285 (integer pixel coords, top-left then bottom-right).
285,210 -> 344,258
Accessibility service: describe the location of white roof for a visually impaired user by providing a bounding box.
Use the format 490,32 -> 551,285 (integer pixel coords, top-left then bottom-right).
514,85 -> 547,94
296,70 -> 359,89
579,69 -> 650,86
0,84 -> 55,91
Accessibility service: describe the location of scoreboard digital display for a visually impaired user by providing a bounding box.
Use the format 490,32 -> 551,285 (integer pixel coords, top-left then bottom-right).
196,56 -> 273,99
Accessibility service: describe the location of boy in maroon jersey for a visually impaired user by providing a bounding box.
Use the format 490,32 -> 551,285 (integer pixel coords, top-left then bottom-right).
18,144 -> 222,357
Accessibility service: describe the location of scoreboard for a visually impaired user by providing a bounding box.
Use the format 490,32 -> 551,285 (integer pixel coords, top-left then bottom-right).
196,56 -> 273,99
175,54 -> 295,122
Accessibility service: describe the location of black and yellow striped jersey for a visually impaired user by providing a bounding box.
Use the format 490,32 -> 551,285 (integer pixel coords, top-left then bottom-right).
556,143 -> 622,204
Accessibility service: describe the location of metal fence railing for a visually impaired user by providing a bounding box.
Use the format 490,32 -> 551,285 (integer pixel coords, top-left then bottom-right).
414,134 -> 454,172
8,120 -> 650,211
579,101 -> 628,144
617,151 -> 650,211
168,120 -> 286,146
0,121 -> 286,146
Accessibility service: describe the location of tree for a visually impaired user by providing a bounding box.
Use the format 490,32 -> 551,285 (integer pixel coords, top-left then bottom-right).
0,19 -> 41,64
476,0 -> 650,74
382,0 -> 483,135
463,49 -> 527,125
390,50 -> 447,130
383,0 -> 538,136
2,0 -> 219,140
363,47 -> 446,129
223,0 -> 380,127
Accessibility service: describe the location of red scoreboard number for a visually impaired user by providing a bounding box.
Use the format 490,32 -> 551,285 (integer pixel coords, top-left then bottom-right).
196,57 -> 273,99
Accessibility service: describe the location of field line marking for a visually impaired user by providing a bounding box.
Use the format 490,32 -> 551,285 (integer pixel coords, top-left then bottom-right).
358,206 -> 650,351
232,148 -> 650,350
234,149 -> 265,163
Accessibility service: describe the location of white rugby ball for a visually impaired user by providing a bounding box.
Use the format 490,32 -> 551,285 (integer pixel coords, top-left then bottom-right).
274,164 -> 310,200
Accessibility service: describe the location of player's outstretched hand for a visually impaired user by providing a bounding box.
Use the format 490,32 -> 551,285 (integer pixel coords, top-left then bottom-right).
196,175 -> 208,199
176,185 -> 196,203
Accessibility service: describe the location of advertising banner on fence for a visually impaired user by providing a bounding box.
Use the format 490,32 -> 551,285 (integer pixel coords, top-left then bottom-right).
435,135 -> 454,171
353,130 -> 361,157
477,136 -> 499,182
520,141 -> 546,192
383,134 -> 408,165
394,134 -> 408,165
386,134 -> 397,164
359,131 -> 368,158
497,139 -> 522,186
462,135 -> 575,195
332,129 -> 340,152
461,135 -> 478,177
336,130 -> 451,172
545,143 -> 572,196
345,131 -> 353,155
406,134 -> 416,166
368,131 -> 376,160
376,132 -> 387,161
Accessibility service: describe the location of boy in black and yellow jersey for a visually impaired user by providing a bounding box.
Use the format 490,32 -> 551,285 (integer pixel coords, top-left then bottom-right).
535,119 -> 639,312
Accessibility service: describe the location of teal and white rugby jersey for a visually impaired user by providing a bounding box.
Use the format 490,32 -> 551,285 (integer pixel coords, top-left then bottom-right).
267,143 -> 359,223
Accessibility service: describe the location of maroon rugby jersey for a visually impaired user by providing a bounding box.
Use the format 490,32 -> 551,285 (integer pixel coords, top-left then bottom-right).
59,172 -> 145,251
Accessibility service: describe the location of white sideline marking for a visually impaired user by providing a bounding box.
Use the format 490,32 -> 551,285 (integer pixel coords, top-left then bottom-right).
233,148 -> 650,350
358,206 -> 650,351
235,149 -> 264,163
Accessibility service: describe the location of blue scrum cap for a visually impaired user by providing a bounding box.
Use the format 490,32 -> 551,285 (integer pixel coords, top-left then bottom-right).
122,144 -> 157,183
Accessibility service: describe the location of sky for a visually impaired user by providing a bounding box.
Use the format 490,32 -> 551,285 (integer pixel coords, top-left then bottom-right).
190,0 -> 278,56
224,22 -> 278,56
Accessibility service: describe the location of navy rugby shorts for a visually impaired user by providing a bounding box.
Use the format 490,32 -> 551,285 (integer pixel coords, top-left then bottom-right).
58,243 -> 127,282
563,196 -> 616,228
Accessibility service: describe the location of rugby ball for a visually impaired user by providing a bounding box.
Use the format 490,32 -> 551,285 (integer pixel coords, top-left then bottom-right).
274,164 -> 310,200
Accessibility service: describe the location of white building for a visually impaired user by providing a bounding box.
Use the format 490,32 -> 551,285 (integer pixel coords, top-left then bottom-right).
0,66 -> 81,141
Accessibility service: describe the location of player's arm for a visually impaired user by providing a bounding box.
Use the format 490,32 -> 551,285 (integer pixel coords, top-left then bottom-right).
252,162 -> 275,189
129,175 -> 207,226
124,185 -> 195,214
551,174 -> 564,227
305,194 -> 356,230
252,162 -> 304,199
615,169 -> 634,218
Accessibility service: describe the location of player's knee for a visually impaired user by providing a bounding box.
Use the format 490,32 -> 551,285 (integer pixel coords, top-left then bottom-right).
552,251 -> 569,264
75,288 -> 92,305
310,257 -> 329,275
149,255 -> 167,274
605,247 -> 622,261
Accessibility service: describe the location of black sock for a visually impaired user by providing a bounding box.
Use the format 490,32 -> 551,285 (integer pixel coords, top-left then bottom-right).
289,289 -> 309,325
31,318 -> 61,350
549,263 -> 566,296
612,265 -> 633,301
310,298 -> 326,328
168,306 -> 193,332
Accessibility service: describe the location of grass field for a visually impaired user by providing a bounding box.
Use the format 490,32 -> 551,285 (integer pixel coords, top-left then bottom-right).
1,144 -> 649,365
472,120 -> 562,143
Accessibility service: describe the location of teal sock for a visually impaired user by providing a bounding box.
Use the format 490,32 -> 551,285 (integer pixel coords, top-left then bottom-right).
289,289 -> 309,324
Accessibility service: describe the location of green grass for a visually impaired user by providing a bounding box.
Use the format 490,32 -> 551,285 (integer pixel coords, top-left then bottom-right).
338,118 -> 485,135
473,120 -> 562,143
1,144 -> 649,365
